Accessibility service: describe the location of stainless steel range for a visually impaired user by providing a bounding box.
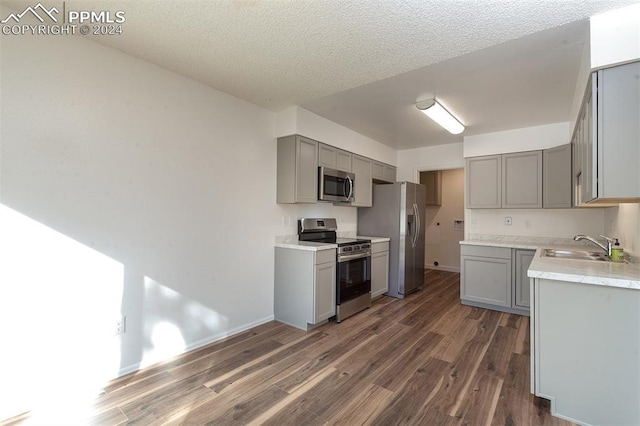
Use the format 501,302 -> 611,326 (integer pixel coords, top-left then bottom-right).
298,218 -> 371,322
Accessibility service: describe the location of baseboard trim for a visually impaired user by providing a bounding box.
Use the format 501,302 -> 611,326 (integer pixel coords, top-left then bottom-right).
461,300 -> 529,317
425,265 -> 460,273
116,314 -> 275,378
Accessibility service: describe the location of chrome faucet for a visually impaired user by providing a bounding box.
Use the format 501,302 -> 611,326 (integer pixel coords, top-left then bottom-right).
573,234 -> 616,257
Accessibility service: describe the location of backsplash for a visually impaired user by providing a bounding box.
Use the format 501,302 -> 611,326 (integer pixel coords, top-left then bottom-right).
465,208 -> 606,240
275,202 -> 358,240
606,203 -> 640,253
467,234 -> 595,247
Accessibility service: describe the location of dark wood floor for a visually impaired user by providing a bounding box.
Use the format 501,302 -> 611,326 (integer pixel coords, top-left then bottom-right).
3,270 -> 575,425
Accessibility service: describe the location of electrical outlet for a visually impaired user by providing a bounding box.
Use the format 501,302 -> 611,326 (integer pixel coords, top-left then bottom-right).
525,219 -> 531,229
504,217 -> 512,226
282,216 -> 292,226
115,315 -> 126,335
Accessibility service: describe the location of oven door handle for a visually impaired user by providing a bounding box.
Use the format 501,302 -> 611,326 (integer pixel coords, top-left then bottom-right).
337,251 -> 371,263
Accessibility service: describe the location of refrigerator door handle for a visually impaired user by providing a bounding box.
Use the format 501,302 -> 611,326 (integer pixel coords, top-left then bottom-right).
414,203 -> 420,248
407,215 -> 415,247
411,203 -> 419,248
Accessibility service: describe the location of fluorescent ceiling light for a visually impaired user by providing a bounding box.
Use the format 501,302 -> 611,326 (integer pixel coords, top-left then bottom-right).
416,99 -> 465,135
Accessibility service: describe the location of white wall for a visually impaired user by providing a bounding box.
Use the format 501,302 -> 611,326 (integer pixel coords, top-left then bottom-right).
396,142 -> 464,182
590,3 -> 640,70
0,32 -> 286,421
605,204 -> 640,253
276,106 -> 396,165
0,26 -> 387,421
570,37 -> 592,133
463,122 -> 570,158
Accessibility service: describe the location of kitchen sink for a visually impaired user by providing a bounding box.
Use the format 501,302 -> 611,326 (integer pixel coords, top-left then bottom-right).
541,248 -> 610,261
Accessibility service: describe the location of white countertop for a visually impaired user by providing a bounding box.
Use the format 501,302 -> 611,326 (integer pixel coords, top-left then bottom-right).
275,241 -> 337,251
356,235 -> 391,243
460,235 -> 640,290
528,250 -> 640,290
460,235 -> 585,250
275,234 -> 389,251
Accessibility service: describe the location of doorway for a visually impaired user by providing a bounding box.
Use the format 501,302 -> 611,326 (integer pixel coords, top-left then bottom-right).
419,168 -> 464,272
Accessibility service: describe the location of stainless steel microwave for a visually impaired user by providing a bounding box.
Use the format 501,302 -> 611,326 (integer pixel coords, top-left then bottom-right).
318,167 -> 355,203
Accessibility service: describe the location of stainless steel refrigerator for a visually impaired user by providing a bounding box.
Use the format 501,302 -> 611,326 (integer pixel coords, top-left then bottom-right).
358,182 -> 426,299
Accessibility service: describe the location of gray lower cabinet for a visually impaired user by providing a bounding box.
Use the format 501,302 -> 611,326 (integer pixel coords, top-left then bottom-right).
531,278 -> 640,425
277,135 -> 318,204
460,244 -> 532,315
352,154 -> 373,207
513,249 -> 535,308
370,241 -> 390,299
274,247 -> 336,330
543,144 -> 572,208
461,245 -> 512,307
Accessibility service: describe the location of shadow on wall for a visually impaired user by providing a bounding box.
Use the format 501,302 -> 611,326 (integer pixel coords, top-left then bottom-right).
0,204 -> 227,423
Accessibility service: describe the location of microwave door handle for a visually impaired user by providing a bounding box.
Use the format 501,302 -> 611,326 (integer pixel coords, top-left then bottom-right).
343,178 -> 348,201
346,176 -> 354,202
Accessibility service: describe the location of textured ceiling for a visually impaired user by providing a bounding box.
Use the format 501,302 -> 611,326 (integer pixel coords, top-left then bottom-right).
2,0 -> 638,148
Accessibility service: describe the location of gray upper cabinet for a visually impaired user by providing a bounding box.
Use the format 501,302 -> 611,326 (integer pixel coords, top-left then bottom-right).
277,135 -> 318,204
543,144 -> 572,208
573,61 -> 640,204
336,150 -> 352,172
502,151 -> 543,209
318,143 -> 352,172
372,161 -> 384,180
597,62 -> 640,201
421,170 -> 442,205
575,83 -> 596,205
352,154 -> 373,207
467,151 -> 544,209
372,161 -> 396,183
318,143 -> 336,169
383,164 -> 396,183
466,155 -> 501,208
